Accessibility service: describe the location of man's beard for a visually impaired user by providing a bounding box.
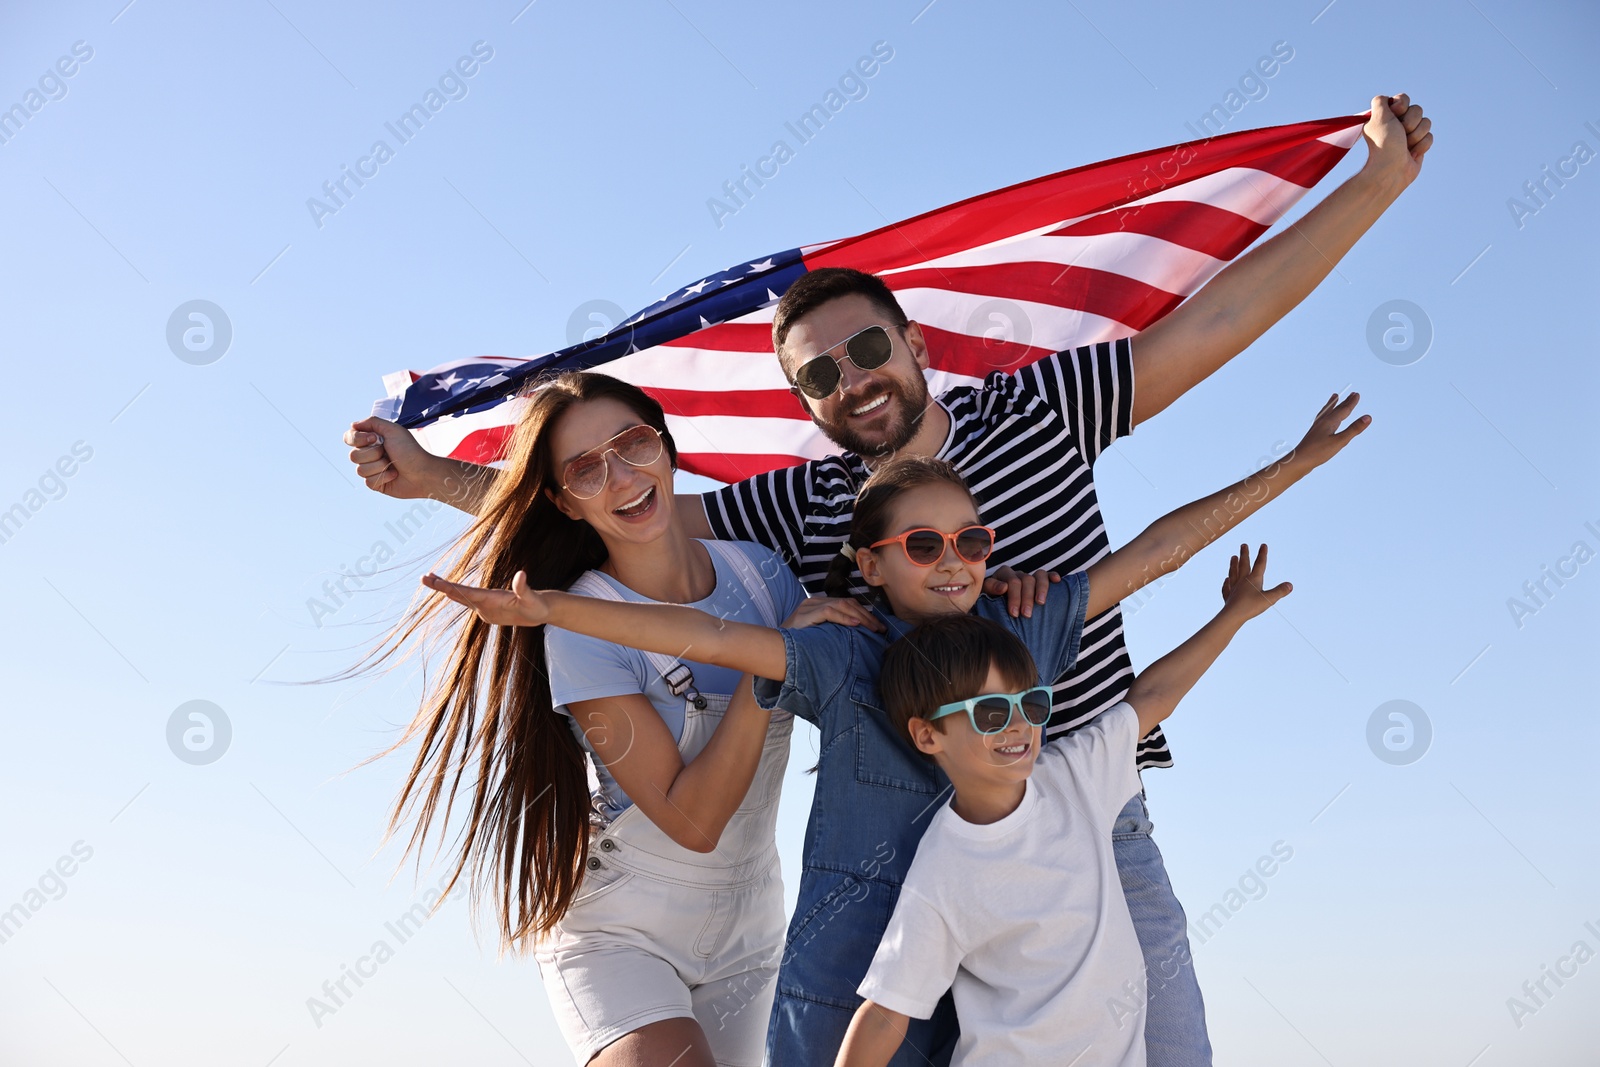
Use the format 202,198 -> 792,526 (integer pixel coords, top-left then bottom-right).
812,375 -> 932,459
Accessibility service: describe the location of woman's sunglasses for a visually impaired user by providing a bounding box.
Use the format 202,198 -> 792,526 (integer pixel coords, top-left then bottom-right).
560,424 -> 665,500
931,686 -> 1054,735
789,324 -> 906,401
869,525 -> 996,567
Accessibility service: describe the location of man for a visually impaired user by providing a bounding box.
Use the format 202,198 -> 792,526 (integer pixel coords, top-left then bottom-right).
345,96 -> 1431,1065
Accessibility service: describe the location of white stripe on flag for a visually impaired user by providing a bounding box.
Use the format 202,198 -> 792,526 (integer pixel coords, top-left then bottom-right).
882,229 -> 1227,291
1131,165 -> 1317,226
600,347 -> 791,390
895,289 -> 1132,349
664,413 -> 842,462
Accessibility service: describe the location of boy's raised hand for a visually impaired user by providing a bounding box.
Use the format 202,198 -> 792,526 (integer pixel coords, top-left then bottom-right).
1123,543 -> 1293,736
1287,391 -> 1370,470
422,569 -> 551,627
1220,543 -> 1292,622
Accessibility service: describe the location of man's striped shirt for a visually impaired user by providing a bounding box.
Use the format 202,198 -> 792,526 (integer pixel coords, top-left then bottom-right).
704,338 -> 1172,769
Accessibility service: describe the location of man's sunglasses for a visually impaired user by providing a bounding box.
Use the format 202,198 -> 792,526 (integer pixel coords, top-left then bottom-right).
869,525 -> 996,566
789,323 -> 906,401
931,686 -> 1054,735
560,424 -> 665,500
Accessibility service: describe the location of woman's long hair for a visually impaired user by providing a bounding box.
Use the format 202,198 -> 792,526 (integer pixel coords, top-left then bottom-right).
824,456 -> 977,602
363,371 -> 678,951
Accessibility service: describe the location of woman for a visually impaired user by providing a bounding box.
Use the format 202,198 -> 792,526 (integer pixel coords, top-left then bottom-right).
367,371 -> 876,1067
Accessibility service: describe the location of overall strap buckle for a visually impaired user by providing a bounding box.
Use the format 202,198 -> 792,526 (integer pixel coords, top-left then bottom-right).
663,664 -> 707,709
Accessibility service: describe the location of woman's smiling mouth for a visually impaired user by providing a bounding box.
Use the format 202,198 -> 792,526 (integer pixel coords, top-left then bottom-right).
612,485 -> 657,518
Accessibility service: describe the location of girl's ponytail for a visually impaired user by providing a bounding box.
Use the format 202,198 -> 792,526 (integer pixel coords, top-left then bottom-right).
824,542 -> 860,599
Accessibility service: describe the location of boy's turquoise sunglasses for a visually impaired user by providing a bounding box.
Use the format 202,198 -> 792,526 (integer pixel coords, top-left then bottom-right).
930,686 -> 1053,735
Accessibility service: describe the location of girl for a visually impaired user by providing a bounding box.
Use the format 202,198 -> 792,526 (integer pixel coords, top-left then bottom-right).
427,393 -> 1365,1065
367,371 -> 878,1067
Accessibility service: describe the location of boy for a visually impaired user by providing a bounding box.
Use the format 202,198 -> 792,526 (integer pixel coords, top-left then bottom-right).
834,544 -> 1290,1067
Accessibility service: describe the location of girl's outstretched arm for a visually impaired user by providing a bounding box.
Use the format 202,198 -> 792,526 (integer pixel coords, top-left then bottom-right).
422,571 -> 880,681
1083,391 -> 1366,618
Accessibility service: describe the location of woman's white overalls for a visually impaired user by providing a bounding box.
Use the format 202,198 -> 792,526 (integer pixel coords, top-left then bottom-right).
535,541 -> 790,1067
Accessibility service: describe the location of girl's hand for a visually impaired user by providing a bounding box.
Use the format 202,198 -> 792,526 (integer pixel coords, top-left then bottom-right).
1220,543 -> 1292,622
982,566 -> 1061,618
1287,391 -> 1370,471
422,570 -> 551,627
782,596 -> 887,632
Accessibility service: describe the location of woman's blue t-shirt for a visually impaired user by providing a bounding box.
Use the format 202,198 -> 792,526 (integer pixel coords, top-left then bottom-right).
544,539 -> 805,820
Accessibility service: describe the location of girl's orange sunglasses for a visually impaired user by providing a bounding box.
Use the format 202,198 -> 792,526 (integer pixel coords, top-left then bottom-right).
868,525 -> 996,566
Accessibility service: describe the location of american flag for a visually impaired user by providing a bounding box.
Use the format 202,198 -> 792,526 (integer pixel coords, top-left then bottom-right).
374,113 -> 1367,483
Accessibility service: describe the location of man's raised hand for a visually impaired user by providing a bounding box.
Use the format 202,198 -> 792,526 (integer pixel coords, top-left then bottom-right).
1363,93 -> 1433,189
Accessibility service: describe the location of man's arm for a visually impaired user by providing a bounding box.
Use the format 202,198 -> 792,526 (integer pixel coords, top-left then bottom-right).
344,416 -> 714,535
1083,391 -> 1365,618
1130,94 -> 1433,427
697,463 -> 814,560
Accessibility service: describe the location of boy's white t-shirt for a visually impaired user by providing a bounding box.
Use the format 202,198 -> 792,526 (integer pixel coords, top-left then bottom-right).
856,702 -> 1148,1067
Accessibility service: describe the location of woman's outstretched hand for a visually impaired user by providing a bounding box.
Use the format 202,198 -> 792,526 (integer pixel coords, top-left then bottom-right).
782,596 -> 887,632
422,570 -> 551,627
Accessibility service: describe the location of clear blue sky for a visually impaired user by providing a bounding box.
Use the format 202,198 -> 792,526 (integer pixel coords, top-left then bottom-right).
1,1 -> 1595,1064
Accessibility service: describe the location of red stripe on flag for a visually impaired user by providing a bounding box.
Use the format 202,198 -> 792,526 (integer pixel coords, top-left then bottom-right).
680,451 -> 806,483
645,387 -> 806,420
887,262 -> 1181,333
1049,201 -> 1268,261
445,424 -> 518,465
1238,137 -> 1352,187
917,324 -> 1055,378
658,322 -> 774,351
